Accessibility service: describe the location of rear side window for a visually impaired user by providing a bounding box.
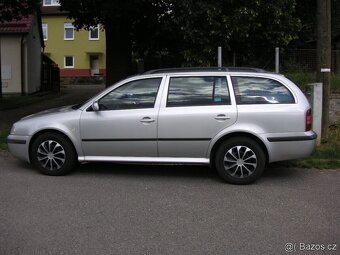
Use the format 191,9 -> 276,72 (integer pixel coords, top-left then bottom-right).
167,76 -> 230,107
231,76 -> 295,104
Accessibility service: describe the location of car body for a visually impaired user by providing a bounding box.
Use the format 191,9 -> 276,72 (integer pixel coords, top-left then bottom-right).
7,67 -> 316,184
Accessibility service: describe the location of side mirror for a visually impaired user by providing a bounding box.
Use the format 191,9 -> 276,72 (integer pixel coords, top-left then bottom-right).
92,101 -> 100,111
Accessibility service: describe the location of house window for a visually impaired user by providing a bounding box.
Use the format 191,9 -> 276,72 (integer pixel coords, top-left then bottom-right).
64,56 -> 74,68
43,0 -> 60,6
89,25 -> 99,40
64,23 -> 74,40
42,24 -> 48,41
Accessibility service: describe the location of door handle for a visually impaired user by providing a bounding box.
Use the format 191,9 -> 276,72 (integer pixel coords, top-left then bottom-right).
140,117 -> 155,123
214,114 -> 231,121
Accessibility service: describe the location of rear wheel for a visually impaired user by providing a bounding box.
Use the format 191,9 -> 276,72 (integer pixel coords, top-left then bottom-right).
30,132 -> 76,176
215,137 -> 266,184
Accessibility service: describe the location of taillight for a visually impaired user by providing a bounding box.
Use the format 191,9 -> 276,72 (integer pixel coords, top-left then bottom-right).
306,109 -> 312,131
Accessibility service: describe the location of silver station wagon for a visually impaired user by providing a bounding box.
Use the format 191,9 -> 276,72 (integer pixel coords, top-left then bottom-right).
7,67 -> 317,184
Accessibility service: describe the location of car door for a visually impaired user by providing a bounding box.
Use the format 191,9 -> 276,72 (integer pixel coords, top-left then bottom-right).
158,75 -> 237,158
80,77 -> 163,158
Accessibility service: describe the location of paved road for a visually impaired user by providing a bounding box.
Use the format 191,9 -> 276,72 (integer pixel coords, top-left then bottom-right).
0,153 -> 339,255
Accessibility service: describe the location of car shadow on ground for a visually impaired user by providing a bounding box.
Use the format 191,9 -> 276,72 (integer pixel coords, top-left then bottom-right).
75,162 -> 300,183
15,159 -> 301,183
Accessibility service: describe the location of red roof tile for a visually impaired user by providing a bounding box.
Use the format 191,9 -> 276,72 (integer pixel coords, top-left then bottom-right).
0,15 -> 34,34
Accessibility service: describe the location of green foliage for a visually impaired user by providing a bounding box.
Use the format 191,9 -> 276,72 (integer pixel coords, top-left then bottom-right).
58,0 -> 305,79
169,0 -> 302,66
0,0 -> 40,22
0,128 -> 9,151
285,73 -> 340,92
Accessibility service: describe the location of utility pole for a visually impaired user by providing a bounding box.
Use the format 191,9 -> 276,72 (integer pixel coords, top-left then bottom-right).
316,0 -> 331,143
0,37 -> 2,98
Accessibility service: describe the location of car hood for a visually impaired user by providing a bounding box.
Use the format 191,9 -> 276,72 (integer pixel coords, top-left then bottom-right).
21,105 -> 78,120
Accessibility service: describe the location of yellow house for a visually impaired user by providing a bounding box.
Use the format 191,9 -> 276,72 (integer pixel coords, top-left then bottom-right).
41,1 -> 106,78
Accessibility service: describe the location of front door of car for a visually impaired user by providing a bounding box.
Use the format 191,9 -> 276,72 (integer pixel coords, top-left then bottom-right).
80,77 -> 163,158
157,76 -> 237,158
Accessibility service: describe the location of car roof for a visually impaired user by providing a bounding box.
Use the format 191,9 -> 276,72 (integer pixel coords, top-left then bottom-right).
143,67 -> 270,75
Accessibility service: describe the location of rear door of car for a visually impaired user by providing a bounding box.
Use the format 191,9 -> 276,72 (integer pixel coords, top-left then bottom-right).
157,74 -> 237,158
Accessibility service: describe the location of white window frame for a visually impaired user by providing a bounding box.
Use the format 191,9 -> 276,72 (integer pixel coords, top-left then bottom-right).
43,0 -> 60,6
89,25 -> 100,40
64,23 -> 74,40
64,56 -> 74,68
42,24 -> 48,41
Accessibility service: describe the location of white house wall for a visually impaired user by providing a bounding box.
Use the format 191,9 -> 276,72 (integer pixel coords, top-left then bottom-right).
1,35 -> 22,94
25,16 -> 42,94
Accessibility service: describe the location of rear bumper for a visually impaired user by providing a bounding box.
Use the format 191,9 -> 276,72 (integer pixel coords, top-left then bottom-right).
264,131 -> 317,163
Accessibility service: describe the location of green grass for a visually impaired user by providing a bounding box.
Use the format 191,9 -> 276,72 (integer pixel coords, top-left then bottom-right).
281,125 -> 340,169
0,128 -> 10,151
285,73 -> 340,93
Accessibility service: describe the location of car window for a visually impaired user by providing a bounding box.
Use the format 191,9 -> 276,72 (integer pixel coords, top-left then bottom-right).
231,76 -> 295,104
167,76 -> 230,107
98,78 -> 162,110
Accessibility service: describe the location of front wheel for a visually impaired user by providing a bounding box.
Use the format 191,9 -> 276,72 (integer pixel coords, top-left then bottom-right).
30,132 -> 76,176
215,137 -> 266,184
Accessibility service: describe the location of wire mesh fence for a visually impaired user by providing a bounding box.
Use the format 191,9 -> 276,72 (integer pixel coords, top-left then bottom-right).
280,49 -> 340,74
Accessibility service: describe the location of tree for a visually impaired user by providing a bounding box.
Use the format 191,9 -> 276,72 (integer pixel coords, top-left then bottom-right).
59,0 -> 304,85
0,0 -> 40,22
59,0 -> 171,86
168,0 -> 301,67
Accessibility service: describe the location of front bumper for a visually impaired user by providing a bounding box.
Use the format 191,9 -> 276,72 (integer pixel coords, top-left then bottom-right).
6,135 -> 31,162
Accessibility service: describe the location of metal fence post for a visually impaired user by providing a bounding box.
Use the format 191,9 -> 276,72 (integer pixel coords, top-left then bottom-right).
217,47 -> 222,67
275,47 -> 280,73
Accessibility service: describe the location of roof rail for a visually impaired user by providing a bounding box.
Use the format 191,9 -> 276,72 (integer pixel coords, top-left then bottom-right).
143,67 -> 267,74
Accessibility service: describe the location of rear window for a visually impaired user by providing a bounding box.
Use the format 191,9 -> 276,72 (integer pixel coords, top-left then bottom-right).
231,76 -> 295,104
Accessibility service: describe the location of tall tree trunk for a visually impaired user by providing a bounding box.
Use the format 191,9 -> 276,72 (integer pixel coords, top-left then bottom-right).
105,20 -> 132,87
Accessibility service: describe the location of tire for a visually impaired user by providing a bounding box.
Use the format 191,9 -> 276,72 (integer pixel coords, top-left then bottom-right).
30,132 -> 76,176
215,137 -> 266,184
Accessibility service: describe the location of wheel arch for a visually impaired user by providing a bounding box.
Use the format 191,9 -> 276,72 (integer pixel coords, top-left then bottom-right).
209,132 -> 269,168
29,129 -> 78,162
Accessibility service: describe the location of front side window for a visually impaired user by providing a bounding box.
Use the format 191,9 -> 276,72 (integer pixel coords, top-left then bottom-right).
98,78 -> 162,110
89,25 -> 99,40
42,24 -> 48,40
231,76 -> 295,104
64,56 -> 74,68
167,76 -> 230,107
64,23 -> 74,40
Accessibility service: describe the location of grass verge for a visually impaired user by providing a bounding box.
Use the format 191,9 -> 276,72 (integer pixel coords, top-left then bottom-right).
279,125 -> 340,169
0,128 -> 10,151
285,73 -> 340,92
